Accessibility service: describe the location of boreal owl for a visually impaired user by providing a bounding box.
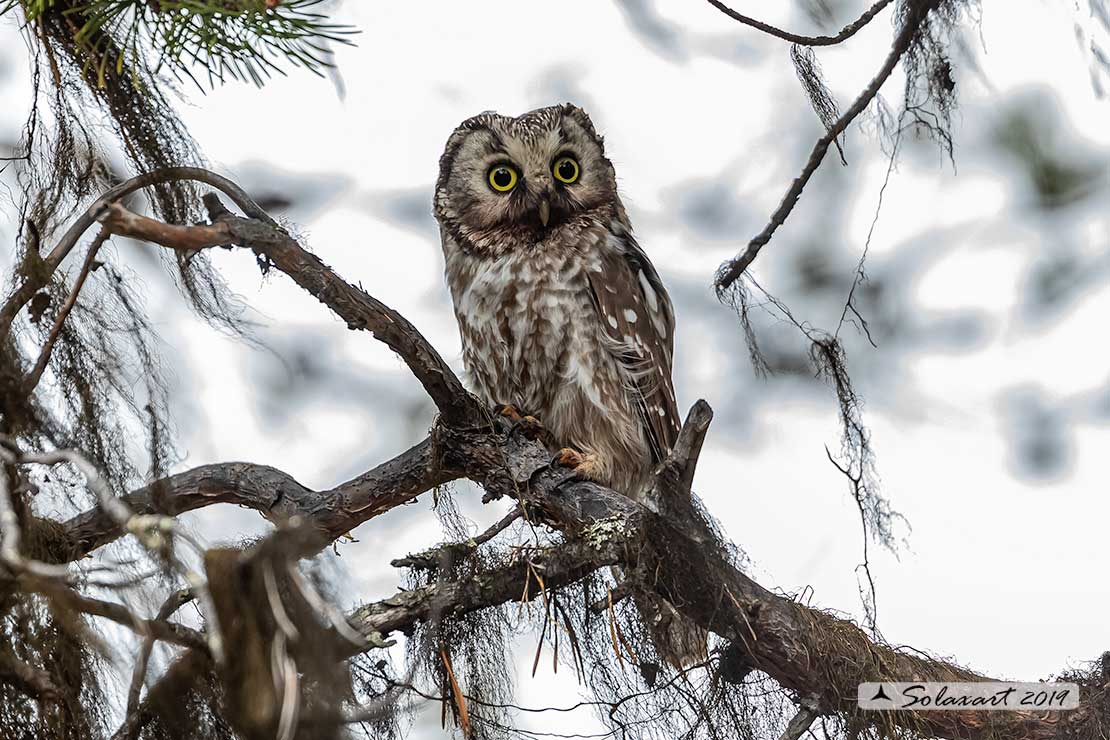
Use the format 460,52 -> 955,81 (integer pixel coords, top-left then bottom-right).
434,104 -> 704,668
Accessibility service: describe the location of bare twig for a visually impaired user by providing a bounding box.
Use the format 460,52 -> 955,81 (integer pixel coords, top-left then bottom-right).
825,445 -> 879,633
23,226 -> 110,394
0,462 -> 73,580
715,0 -> 940,291
835,122 -> 902,344
26,578 -> 208,652
126,589 -> 194,716
706,0 -> 895,46
391,504 -> 523,570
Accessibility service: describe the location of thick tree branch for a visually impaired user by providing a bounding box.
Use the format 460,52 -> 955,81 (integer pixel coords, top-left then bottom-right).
54,435 -> 454,561
92,174 -> 482,426
344,411 -> 1090,740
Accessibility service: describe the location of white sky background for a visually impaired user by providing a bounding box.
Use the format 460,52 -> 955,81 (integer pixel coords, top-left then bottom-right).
2,1 -> 1110,738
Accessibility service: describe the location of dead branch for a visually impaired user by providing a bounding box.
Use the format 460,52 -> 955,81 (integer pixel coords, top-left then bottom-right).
0,648 -> 61,702
22,226 -> 109,394
99,202 -> 233,252
391,504 -> 522,570
352,537 -> 623,653
126,589 -> 194,717
85,169 -> 480,425
25,577 -> 208,652
53,435 -> 454,561
779,698 -> 820,740
706,0 -> 895,46
715,0 -> 941,292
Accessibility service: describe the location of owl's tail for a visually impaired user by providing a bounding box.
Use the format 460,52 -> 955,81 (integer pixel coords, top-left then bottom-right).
633,591 -> 708,672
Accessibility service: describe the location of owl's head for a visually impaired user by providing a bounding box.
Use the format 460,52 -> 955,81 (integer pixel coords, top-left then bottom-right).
434,104 -> 620,255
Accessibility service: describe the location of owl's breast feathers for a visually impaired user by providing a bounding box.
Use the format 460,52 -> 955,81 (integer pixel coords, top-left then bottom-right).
443,215 -> 680,497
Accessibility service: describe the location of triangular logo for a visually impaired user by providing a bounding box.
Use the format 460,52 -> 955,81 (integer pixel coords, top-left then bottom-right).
870,685 -> 892,702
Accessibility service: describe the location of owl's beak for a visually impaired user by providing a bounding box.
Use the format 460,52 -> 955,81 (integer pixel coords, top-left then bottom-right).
538,199 -> 551,227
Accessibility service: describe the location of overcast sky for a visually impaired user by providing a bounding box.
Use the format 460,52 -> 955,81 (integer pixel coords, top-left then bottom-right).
2,1 -> 1110,737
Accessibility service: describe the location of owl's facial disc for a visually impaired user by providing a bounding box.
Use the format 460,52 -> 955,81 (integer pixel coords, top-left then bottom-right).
435,104 -> 620,253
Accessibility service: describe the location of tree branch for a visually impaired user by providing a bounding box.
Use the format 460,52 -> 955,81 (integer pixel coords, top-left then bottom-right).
779,699 -> 820,740
1,168 -> 247,341
390,504 -> 522,570
352,537 -> 622,652
126,589 -> 194,717
23,226 -> 109,395
53,434 -> 454,561
715,0 -> 939,292
26,578 -> 208,653
346,407 -> 1090,740
706,0 -> 895,47
0,648 -> 60,703
92,175 -> 482,426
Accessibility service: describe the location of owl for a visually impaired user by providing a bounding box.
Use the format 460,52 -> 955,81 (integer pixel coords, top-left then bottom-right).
434,103 -> 704,669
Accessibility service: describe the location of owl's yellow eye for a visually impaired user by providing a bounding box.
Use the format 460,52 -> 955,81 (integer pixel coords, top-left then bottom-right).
553,156 -> 580,184
488,165 -> 518,192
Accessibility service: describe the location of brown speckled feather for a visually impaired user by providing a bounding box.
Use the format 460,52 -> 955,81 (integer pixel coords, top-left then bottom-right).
586,228 -> 681,465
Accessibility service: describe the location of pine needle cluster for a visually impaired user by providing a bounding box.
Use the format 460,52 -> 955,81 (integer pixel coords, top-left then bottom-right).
1,0 -> 354,88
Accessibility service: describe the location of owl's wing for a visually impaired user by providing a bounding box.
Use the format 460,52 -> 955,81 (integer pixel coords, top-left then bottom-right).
586,230 -> 681,464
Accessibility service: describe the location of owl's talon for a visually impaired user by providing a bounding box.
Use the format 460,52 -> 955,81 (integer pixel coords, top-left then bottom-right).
494,403 -> 524,424
549,448 -> 595,492
552,447 -> 585,470
513,415 -> 551,445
